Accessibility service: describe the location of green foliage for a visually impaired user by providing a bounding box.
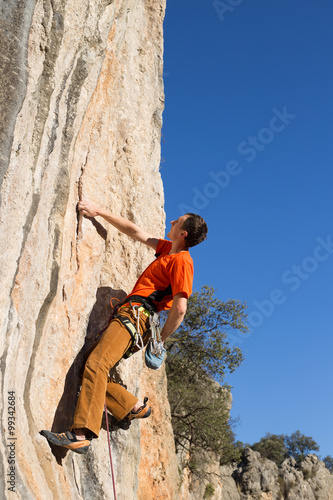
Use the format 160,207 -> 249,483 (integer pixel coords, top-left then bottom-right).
165,286 -> 248,476
166,285 -> 248,384
204,483 -> 215,499
285,430 -> 320,464
220,439 -> 245,466
249,430 -> 321,466
168,372 -> 232,456
323,455 -> 333,473
251,433 -> 288,467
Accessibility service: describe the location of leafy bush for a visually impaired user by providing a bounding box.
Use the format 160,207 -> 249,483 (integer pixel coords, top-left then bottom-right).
323,455 -> 333,473
251,433 -> 287,467
250,430 -> 321,466
204,483 -> 215,498
285,431 -> 319,463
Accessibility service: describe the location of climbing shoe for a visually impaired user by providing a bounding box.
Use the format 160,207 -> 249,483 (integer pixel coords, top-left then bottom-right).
122,397 -> 151,423
40,430 -> 90,454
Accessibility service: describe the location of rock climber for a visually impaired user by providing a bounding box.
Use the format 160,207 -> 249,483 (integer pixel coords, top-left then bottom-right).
41,199 -> 208,453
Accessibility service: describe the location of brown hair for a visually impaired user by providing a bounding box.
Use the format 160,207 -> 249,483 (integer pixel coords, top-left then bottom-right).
181,213 -> 208,248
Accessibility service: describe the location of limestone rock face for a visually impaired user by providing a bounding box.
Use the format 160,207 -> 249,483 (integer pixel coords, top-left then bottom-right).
232,448 -> 280,499
220,466 -> 240,500
0,0 -> 180,498
179,453 -> 224,500
279,455 -> 333,500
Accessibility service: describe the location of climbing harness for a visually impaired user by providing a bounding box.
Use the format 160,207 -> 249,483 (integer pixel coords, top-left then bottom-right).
115,298 -> 166,368
104,401 -> 117,500
115,303 -> 151,359
111,291 -> 169,362
114,295 -> 157,359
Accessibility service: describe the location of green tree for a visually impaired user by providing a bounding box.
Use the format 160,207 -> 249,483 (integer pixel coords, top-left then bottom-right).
250,431 -> 321,466
251,433 -> 288,466
220,439 -> 245,466
323,455 -> 333,473
284,431 -> 319,463
165,286 -> 248,476
166,286 -> 247,383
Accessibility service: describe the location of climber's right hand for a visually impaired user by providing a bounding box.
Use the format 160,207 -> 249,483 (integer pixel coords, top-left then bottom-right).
78,199 -> 100,218
77,201 -> 159,250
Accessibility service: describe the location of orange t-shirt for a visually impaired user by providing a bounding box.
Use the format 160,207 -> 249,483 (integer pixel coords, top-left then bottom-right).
126,239 -> 194,312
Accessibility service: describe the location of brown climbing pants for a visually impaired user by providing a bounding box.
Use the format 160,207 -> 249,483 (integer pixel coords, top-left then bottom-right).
72,306 -> 150,437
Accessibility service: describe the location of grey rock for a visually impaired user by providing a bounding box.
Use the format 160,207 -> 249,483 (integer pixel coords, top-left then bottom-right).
232,448 -> 280,498
224,448 -> 333,500
221,465 -> 241,500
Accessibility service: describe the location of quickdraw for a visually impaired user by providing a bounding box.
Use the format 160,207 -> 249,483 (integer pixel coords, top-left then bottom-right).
148,312 -> 164,357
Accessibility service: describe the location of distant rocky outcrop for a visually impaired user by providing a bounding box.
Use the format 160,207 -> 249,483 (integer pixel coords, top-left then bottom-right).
220,447 -> 333,500
177,446 -> 333,500
0,0 -> 181,499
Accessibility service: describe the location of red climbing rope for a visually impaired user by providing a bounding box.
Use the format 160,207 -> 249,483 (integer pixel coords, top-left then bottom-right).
104,401 -> 117,500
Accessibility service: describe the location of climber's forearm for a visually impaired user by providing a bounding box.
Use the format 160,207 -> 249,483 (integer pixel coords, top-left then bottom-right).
160,294 -> 187,341
98,208 -> 144,239
78,200 -> 159,249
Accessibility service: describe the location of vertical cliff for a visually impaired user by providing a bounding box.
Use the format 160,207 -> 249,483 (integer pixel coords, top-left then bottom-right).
0,0 -> 180,498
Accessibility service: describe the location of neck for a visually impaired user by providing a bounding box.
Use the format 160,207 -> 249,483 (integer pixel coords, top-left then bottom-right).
169,241 -> 188,255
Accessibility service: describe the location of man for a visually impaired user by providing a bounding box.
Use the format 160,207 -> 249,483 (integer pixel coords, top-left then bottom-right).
41,200 -> 207,453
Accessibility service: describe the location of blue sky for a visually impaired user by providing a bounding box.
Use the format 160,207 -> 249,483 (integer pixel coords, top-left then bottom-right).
161,1 -> 333,458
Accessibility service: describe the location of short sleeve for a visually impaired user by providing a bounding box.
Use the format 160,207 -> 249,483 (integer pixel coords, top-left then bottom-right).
155,239 -> 172,256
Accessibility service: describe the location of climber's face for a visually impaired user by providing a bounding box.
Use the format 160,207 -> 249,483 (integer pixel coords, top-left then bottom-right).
167,215 -> 189,242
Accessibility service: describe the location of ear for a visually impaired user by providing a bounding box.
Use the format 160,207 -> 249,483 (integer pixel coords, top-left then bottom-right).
181,231 -> 188,239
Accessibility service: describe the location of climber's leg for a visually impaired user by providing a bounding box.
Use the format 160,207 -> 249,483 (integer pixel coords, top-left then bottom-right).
41,306 -> 151,451
72,316 -> 136,437
105,380 -> 151,421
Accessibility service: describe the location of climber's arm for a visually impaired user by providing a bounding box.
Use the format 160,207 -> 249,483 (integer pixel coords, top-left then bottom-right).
160,293 -> 187,342
78,199 -> 159,250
